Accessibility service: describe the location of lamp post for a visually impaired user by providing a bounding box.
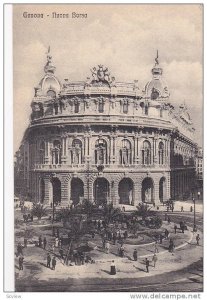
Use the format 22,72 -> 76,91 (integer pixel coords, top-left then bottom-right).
192,191 -> 197,232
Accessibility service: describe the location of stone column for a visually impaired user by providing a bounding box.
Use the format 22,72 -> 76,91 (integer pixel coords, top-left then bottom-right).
133,179 -> 140,206
61,136 -> 67,164
44,140 -> 50,164
44,176 -> 52,205
61,176 -> 70,207
113,180 -> 119,206
153,177 -> 160,205
109,136 -> 113,164
154,138 -> 158,165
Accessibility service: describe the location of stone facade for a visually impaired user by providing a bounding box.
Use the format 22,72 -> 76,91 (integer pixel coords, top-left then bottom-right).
14,50 -> 197,207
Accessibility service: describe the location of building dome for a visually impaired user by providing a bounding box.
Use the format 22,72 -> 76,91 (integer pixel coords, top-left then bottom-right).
144,78 -> 169,99
38,74 -> 61,96
144,51 -> 170,100
35,47 -> 61,97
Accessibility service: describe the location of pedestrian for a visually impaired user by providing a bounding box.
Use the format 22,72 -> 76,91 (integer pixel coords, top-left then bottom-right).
110,260 -> 116,275
91,232 -> 95,239
118,231 -> 122,241
181,224 -> 185,234
31,215 -> 33,222
159,234 -> 163,244
165,229 -> 169,239
168,216 -> 171,224
174,224 -> 177,234
181,206 -> 184,212
59,248 -> 64,259
120,245 -> 124,257
113,232 -> 117,245
190,206 -> 193,212
164,213 -> 168,221
123,230 -> 128,239
55,237 -> 59,248
169,238 -> 174,253
52,227 -> 56,236
58,238 -> 62,248
43,237 -> 47,250
154,242 -> 159,253
171,205 -> 174,212
73,250 -> 78,265
24,237 -> 27,248
133,249 -> 138,261
102,238 -> 106,249
145,258 -> 150,273
122,206 -> 125,212
196,234 -> 200,246
17,243 -> 23,257
19,256 -> 24,270
80,252 -> 85,265
105,241 -> 110,254
52,243 -> 55,253
47,253 -> 51,268
152,253 -> 158,267
52,256 -> 56,270
56,228 -> 59,238
39,235 -> 42,248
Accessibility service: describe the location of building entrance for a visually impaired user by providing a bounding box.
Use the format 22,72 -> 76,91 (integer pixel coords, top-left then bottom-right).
93,178 -> 109,206
118,178 -> 134,205
142,177 -> 154,203
71,178 -> 84,205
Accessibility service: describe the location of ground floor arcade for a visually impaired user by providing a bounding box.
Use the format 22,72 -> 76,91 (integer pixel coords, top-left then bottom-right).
29,171 -> 174,207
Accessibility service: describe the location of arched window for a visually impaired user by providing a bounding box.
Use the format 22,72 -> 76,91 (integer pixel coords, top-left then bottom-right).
142,140 -> 151,165
52,140 -> 61,165
71,139 -> 82,164
158,142 -> 164,165
120,139 -> 131,165
47,89 -> 56,98
39,141 -> 45,164
95,139 -> 107,165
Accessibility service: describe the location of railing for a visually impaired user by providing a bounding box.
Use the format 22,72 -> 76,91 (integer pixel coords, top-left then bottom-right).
33,163 -> 171,171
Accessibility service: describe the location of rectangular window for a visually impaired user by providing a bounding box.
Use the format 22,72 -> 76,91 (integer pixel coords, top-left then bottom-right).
123,103 -> 128,114
99,102 -> 104,113
74,103 -> 80,113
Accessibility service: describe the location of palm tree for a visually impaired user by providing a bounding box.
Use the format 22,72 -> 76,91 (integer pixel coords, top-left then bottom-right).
56,207 -> 72,225
81,199 -> 94,218
134,203 -> 154,221
103,203 -> 121,225
31,203 -> 47,220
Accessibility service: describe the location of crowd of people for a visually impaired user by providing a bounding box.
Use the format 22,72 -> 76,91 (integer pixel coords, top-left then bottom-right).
15,200 -> 202,276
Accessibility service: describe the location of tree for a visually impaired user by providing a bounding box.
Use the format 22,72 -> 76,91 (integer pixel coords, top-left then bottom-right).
134,203 -> 155,221
31,203 -> 47,220
81,199 -> 94,218
103,203 -> 121,225
56,207 -> 72,225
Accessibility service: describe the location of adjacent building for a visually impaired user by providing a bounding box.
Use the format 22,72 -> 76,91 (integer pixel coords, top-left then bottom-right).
14,50 -> 198,207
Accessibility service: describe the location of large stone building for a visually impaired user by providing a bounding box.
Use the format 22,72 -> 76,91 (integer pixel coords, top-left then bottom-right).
14,50 -> 197,207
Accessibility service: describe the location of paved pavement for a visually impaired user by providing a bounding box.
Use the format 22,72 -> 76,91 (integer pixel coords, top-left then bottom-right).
15,221 -> 202,282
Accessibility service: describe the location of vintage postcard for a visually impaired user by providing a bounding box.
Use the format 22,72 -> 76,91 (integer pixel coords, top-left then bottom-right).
11,3 -> 203,293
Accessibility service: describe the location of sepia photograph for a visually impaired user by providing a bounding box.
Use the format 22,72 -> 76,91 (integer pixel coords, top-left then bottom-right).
12,3 -> 203,293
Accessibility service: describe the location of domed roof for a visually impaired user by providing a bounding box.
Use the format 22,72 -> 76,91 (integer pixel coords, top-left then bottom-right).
35,47 -> 61,97
144,51 -> 170,100
144,78 -> 169,99
39,74 -> 61,94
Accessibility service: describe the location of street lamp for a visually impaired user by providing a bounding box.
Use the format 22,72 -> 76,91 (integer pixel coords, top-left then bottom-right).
192,193 -> 197,232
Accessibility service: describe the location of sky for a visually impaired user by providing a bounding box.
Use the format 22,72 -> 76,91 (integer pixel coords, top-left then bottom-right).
13,4 -> 203,152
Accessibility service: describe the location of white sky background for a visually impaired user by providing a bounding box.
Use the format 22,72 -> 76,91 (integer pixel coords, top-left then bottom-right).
13,4 -> 203,152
